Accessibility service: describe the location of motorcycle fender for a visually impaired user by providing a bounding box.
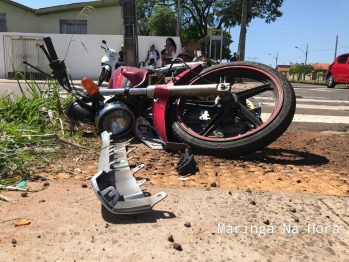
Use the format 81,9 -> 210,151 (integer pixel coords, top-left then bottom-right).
152,85 -> 170,142
102,64 -> 111,72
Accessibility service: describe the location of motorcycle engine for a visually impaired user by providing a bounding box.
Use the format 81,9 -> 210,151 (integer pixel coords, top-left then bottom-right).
95,102 -> 135,136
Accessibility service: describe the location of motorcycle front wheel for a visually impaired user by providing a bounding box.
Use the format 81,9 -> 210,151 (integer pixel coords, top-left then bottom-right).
97,68 -> 110,86
167,61 -> 296,157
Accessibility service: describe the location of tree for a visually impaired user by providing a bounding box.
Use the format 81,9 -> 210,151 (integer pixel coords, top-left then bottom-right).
136,0 -> 284,60
290,63 -> 314,80
146,6 -> 177,36
137,0 -> 284,39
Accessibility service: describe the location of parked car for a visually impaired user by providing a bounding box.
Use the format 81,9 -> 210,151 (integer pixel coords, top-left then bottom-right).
326,53 -> 349,88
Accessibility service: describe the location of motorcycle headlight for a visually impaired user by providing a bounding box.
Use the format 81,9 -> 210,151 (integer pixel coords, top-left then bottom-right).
95,102 -> 134,136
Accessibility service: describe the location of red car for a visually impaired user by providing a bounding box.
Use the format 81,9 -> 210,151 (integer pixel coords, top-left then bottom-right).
326,53 -> 349,88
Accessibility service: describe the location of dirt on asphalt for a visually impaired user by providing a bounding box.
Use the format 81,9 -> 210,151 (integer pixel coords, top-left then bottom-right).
31,127 -> 349,197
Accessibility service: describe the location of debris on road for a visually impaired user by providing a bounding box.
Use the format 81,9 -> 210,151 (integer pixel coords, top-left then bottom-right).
0,194 -> 9,202
14,219 -> 31,227
21,192 -> 28,197
173,242 -> 183,251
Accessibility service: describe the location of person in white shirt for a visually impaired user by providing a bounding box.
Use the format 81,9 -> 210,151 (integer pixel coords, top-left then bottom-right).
192,50 -> 199,62
144,44 -> 160,65
161,37 -> 177,66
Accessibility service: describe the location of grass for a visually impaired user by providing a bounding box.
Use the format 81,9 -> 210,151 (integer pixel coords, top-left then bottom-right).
0,73 -> 77,184
0,6 -> 99,186
289,79 -> 326,86
288,79 -> 348,88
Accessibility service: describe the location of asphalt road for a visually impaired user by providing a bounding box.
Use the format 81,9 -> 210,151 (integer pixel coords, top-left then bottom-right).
0,80 -> 348,131
287,83 -> 349,131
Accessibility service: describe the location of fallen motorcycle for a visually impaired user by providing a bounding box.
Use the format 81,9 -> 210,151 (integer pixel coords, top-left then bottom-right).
25,37 -> 296,214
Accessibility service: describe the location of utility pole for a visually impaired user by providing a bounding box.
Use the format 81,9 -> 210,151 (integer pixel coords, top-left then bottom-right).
305,44 -> 308,65
269,52 -> 278,68
295,44 -> 308,65
176,0 -> 181,37
334,35 -> 338,59
238,0 -> 248,61
121,0 -> 138,67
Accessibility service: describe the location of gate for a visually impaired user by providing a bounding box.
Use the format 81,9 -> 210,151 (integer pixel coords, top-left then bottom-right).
3,35 -> 48,80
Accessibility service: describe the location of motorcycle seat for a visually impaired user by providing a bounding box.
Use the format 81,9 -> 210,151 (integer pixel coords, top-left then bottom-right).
121,66 -> 149,88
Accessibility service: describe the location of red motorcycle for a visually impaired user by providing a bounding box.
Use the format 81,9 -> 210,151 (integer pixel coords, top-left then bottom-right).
34,37 -> 296,158
26,37 -> 296,214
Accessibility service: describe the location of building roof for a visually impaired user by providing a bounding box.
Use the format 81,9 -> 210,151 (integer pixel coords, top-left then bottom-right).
276,65 -> 290,72
198,35 -> 233,46
310,63 -> 330,71
0,0 -> 34,12
0,0 -> 120,16
35,0 -> 120,15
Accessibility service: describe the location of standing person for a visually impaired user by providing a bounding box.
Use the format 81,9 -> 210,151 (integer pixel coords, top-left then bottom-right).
119,44 -> 125,63
177,46 -> 189,62
161,37 -> 177,65
230,52 -> 238,62
192,50 -> 200,62
144,44 -> 160,65
115,44 -> 125,69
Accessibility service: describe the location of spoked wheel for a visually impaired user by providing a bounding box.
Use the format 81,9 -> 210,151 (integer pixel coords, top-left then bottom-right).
167,61 -> 296,157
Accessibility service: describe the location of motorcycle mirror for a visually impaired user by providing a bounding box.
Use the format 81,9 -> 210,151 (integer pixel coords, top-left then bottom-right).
102,40 -> 106,44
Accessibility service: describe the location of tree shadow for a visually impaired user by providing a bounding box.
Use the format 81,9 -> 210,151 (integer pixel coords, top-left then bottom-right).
235,147 -> 329,166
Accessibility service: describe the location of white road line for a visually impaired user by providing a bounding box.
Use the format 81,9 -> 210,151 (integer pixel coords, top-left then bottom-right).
261,113 -> 349,124
261,102 -> 349,111
256,97 -> 349,104
297,88 -> 347,92
296,98 -> 349,104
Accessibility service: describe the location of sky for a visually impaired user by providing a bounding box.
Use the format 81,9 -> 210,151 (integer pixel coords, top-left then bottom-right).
12,0 -> 349,66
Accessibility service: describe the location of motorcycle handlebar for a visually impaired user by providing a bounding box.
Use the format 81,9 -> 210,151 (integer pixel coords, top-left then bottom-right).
41,36 -> 71,91
43,37 -> 58,61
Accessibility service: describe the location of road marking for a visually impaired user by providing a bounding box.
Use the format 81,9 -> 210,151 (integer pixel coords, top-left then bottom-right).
261,102 -> 349,111
296,88 -> 348,92
256,97 -> 349,104
261,113 -> 349,124
296,98 -> 349,104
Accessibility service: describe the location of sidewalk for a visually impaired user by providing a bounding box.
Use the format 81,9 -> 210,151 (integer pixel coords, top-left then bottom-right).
0,179 -> 348,261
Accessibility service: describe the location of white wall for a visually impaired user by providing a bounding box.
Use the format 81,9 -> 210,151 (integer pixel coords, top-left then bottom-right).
138,36 -> 182,67
0,33 -> 181,80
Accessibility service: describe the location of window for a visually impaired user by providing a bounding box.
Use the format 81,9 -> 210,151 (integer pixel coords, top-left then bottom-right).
0,14 -> 7,32
60,20 -> 87,34
337,55 -> 349,64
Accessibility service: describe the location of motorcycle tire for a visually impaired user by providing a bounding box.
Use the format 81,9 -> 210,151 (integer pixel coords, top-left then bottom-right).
97,68 -> 110,86
167,61 -> 296,157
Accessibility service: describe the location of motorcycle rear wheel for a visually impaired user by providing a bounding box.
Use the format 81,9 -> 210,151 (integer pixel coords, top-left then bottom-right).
167,61 -> 296,157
